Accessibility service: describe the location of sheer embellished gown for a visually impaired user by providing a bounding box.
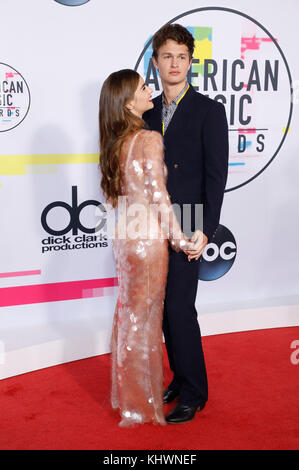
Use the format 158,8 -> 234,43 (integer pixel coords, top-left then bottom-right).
110,129 -> 187,427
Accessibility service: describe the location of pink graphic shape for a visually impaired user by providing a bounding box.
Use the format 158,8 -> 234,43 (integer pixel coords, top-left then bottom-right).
0,277 -> 118,307
241,35 -> 277,59
238,128 -> 257,134
0,270 -> 41,278
5,72 -> 19,80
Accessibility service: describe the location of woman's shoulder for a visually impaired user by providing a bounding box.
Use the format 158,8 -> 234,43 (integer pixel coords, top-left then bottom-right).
141,130 -> 164,159
141,129 -> 163,144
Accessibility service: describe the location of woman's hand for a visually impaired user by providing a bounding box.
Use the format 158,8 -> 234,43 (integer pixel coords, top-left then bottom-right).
184,230 -> 208,261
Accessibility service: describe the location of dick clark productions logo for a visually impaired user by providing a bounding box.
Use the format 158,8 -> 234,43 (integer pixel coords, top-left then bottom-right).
0,63 -> 30,132
41,186 -> 108,253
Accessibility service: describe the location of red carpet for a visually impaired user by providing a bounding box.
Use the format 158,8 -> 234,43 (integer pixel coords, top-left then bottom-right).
0,326 -> 298,450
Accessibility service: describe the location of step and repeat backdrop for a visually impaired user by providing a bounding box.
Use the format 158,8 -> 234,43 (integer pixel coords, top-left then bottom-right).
1,0 -> 298,378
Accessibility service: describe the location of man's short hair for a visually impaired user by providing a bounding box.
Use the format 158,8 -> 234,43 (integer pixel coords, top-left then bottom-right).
152,23 -> 194,60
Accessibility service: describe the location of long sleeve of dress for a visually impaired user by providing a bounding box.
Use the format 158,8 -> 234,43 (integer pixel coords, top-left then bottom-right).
142,130 -> 189,252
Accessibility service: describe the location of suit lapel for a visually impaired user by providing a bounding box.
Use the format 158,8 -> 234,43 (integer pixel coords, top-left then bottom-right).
145,85 -> 195,143
147,94 -> 163,134
164,85 -> 194,144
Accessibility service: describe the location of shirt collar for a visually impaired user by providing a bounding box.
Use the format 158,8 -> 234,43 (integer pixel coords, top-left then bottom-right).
162,82 -> 189,107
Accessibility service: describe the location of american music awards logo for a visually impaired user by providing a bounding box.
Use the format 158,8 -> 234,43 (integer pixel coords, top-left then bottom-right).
0,63 -> 30,132
135,7 -> 293,192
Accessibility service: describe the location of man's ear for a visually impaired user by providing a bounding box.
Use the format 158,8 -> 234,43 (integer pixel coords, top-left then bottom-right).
152,55 -> 159,70
188,57 -> 193,71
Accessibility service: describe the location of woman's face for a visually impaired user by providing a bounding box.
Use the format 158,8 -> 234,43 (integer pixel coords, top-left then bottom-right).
126,76 -> 153,117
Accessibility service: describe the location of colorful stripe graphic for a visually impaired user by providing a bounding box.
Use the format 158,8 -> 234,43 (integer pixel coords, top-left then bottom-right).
0,277 -> 118,307
0,270 -> 41,278
241,36 -> 277,60
0,153 -> 99,175
189,26 -> 212,79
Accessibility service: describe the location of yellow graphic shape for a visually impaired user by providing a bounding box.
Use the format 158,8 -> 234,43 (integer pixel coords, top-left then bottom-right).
194,38 -> 212,62
0,154 -> 99,175
193,38 -> 212,78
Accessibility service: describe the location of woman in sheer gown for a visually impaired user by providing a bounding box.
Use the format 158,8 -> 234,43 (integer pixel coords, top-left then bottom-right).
99,69 -> 191,427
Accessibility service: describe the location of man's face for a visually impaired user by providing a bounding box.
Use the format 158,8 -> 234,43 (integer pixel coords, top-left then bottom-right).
152,39 -> 192,86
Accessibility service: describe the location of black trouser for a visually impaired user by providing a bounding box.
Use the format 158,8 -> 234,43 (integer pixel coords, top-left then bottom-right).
163,249 -> 208,407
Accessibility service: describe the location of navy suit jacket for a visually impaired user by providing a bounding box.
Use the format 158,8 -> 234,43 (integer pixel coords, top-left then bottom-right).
143,84 -> 229,242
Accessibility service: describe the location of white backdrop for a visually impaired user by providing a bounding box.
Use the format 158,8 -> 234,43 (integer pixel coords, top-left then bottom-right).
0,0 -> 298,379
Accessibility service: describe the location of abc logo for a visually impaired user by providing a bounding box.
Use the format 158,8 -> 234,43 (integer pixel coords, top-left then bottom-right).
41,186 -> 106,236
54,0 -> 90,6
198,224 -> 237,281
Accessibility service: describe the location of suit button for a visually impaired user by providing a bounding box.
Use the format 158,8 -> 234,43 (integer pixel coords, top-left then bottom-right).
174,163 -> 179,168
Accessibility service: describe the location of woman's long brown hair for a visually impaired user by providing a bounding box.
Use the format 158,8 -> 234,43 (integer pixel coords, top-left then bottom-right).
99,69 -> 145,207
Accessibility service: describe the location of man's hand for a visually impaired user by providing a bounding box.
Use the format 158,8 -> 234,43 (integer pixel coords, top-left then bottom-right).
184,230 -> 208,261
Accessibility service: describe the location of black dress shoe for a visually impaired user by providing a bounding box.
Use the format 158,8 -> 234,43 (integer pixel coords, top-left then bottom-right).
166,402 -> 206,424
163,388 -> 180,404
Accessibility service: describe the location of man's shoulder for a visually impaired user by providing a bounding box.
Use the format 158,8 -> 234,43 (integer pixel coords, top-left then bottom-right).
143,93 -> 161,123
149,93 -> 162,110
152,93 -> 162,104
189,87 -> 223,112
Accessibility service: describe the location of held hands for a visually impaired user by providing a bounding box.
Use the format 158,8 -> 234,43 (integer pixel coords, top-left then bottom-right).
183,230 -> 208,262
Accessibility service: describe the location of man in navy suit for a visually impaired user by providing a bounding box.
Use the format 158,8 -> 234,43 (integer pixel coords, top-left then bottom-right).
143,23 -> 229,424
